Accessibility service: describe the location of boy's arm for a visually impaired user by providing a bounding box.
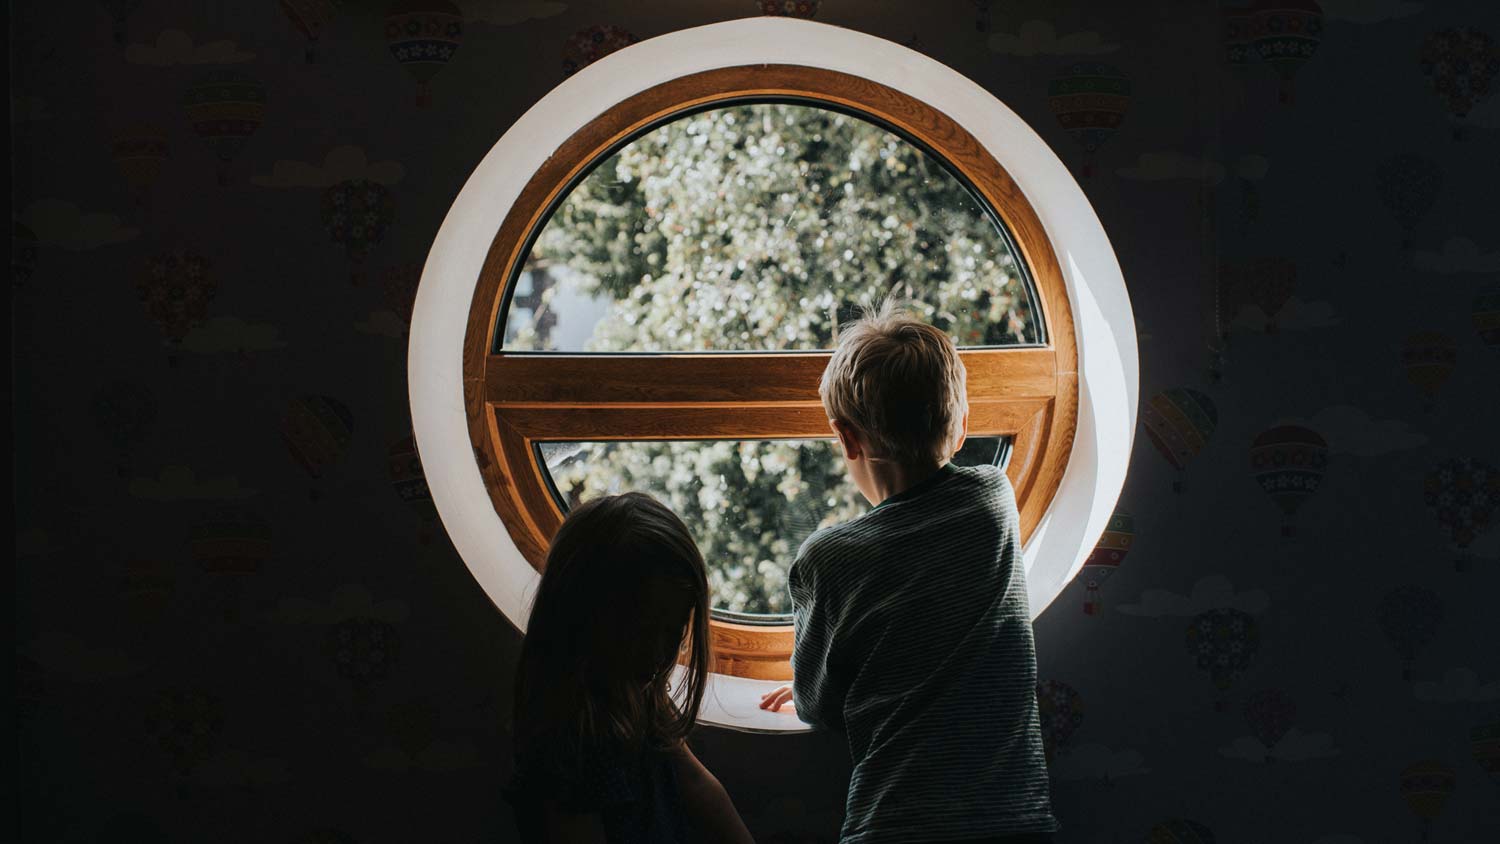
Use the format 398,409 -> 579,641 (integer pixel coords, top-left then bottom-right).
786,552 -> 846,730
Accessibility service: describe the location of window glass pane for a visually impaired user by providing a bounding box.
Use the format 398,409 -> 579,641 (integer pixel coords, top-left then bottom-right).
501,101 -> 1042,353
537,436 -> 1010,621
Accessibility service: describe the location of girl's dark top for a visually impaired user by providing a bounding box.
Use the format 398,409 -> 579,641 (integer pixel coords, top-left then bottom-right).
504,741 -> 690,844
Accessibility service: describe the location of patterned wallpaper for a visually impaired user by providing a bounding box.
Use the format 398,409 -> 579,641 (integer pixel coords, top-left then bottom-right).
12,1 -> 1499,841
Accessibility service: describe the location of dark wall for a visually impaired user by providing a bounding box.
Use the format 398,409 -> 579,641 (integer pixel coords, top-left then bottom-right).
12,1 -> 1499,841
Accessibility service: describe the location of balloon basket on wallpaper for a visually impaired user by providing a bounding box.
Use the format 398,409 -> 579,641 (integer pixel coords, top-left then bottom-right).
215,160 -> 231,187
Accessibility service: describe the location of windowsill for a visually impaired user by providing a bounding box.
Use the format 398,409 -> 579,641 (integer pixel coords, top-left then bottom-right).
682,667 -> 815,734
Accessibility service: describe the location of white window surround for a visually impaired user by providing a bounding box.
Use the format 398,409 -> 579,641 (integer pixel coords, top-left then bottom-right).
407,18 -> 1138,733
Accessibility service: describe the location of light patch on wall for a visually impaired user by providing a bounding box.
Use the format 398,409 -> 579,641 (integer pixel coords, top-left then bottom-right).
1413,667 -> 1500,703
19,199 -> 139,251
462,1 -> 567,25
1048,742 -> 1149,781
1280,405 -> 1427,456
130,466 -> 258,501
1117,574 -> 1268,617
1116,152 -> 1226,184
1230,297 -> 1340,332
987,20 -> 1119,56
1219,728 -> 1339,762
126,29 -> 255,65
191,749 -> 292,787
20,632 -> 145,682
1412,236 -> 1500,274
1319,0 -> 1423,24
181,316 -> 288,353
253,145 -> 406,189
269,584 -> 411,625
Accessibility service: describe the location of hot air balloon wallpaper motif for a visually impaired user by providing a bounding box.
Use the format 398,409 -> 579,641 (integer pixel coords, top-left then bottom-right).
1249,425 -> 1327,538
1374,154 -> 1443,251
1141,388 -> 1217,492
1223,7 -> 1254,68
1376,585 -> 1442,681
12,221 -> 38,287
328,616 -> 401,702
1473,720 -> 1500,785
281,395 -> 355,498
1047,63 -> 1131,178
322,179 -> 395,285
1146,819 -> 1216,844
182,71 -> 266,186
1246,0 -> 1323,105
1398,760 -> 1456,841
1418,28 -> 1500,140
1185,608 -> 1258,711
389,434 -> 437,543
1035,680 -> 1084,763
1242,688 -> 1295,758
1473,285 -> 1500,356
758,0 -> 820,16
90,381 -> 157,477
1400,332 -> 1456,412
191,508 -> 272,622
385,0 -> 463,107
133,248 -> 218,363
1423,457 -> 1499,571
1081,510 -> 1133,615
281,0 -> 339,63
563,25 -> 640,76
121,559 -> 174,630
100,0 -> 142,47
1241,256 -> 1295,333
144,687 -> 223,777
110,123 -> 168,208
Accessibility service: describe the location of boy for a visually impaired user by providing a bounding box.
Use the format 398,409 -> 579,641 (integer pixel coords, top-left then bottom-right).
759,301 -> 1059,843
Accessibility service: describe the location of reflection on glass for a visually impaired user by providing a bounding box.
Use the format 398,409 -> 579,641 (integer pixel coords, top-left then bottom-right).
538,436 -> 1011,620
501,101 -> 1042,353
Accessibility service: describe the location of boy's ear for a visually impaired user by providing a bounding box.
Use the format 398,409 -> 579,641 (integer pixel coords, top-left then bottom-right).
830,418 -> 864,460
952,409 -> 969,458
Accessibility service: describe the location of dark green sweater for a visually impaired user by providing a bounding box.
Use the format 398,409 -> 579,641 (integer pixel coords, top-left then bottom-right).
789,462 -> 1059,843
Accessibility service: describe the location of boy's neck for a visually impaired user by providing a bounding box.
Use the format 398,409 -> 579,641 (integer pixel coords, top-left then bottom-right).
864,458 -> 948,507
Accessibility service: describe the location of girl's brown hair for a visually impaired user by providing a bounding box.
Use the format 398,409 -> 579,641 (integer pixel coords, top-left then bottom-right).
512,492 -> 712,776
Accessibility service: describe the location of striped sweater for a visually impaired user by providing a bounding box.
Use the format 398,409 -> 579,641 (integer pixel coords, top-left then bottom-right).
789,462 -> 1059,843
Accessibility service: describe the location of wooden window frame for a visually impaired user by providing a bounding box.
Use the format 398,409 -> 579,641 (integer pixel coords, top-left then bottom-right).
461,64 -> 1078,680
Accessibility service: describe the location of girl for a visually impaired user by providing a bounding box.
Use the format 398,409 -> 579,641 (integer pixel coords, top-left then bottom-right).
506,492 -> 755,843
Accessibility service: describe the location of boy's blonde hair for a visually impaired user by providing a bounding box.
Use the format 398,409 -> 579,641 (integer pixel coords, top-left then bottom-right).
819,298 -> 969,467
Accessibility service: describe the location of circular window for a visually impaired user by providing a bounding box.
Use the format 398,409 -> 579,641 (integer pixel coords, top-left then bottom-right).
410,19 -> 1137,732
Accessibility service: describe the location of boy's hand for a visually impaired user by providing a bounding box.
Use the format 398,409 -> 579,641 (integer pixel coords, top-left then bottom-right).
758,685 -> 795,712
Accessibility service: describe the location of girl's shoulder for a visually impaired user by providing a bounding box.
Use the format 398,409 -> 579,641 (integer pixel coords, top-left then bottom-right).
508,739 -> 675,813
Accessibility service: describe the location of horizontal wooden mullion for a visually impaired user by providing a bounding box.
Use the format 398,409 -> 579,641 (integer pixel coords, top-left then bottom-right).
486,347 -> 1058,406
494,397 -> 1052,442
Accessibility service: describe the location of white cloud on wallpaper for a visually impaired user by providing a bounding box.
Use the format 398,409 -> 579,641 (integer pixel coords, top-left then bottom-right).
355,310 -> 407,339
20,632 -> 145,682
1412,237 -> 1500,274
130,466 -> 259,501
192,750 -> 292,787
11,94 -> 50,123
1414,667 -> 1500,703
1219,728 -> 1339,762
270,584 -> 410,626
253,145 -> 406,188
1048,743 -> 1149,781
462,1 -> 567,25
19,199 -> 139,250
1117,575 -> 1268,617
1319,1 -> 1423,24
1282,405 -> 1427,456
1117,153 -> 1269,186
1230,297 -> 1341,332
126,29 -> 255,65
987,20 -> 1118,56
180,316 -> 288,354
364,739 -> 482,773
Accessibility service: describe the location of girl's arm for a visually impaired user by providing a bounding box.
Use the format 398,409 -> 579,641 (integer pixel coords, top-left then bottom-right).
670,742 -> 756,844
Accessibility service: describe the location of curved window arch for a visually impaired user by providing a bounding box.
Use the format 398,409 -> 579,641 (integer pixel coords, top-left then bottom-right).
410,19 -> 1137,732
